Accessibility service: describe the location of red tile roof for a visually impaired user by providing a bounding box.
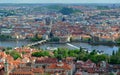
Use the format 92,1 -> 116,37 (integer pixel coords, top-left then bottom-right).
47,62 -> 72,70
32,68 -> 44,73
9,67 -> 44,75
35,57 -> 57,64
9,72 -> 34,75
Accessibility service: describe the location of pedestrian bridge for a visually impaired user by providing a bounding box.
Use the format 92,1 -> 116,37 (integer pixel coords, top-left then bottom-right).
27,40 -> 47,47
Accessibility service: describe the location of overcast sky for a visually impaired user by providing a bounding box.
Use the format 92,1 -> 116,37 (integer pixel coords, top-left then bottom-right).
0,0 -> 120,3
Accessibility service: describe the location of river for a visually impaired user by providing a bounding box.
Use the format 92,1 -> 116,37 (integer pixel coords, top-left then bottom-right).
0,40 -> 119,55
0,40 -> 32,48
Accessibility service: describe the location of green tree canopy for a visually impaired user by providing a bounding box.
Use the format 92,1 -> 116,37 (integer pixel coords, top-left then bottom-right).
49,37 -> 60,42
10,51 -> 21,60
32,51 -> 50,57
59,7 -> 81,15
109,48 -> 120,64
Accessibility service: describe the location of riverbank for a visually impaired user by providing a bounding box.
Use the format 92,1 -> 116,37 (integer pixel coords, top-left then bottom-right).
70,40 -> 117,46
47,40 -> 116,46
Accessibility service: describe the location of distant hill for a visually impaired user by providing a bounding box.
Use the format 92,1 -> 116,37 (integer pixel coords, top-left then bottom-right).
59,7 -> 81,15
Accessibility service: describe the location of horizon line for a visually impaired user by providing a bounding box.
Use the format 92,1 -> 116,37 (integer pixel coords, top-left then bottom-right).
0,2 -> 120,4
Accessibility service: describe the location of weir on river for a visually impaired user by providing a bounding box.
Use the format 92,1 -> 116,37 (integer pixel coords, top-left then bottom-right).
66,43 -> 80,49
66,43 -> 92,53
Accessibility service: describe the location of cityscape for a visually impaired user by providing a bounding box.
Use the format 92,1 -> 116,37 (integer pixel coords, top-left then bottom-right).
0,3 -> 120,75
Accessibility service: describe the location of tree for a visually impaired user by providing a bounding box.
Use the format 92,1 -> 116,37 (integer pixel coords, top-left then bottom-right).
116,38 -> 120,45
43,51 -> 50,56
49,37 -> 60,42
59,7 -> 74,15
109,49 -> 120,64
32,51 -> 50,57
70,37 -> 73,42
0,34 -> 12,41
57,54 -> 63,60
68,50 -> 77,57
110,56 -> 118,64
94,54 -> 108,63
110,73 -> 114,75
32,51 -> 43,57
90,50 -> 97,55
10,51 -> 21,60
77,53 -> 86,60
59,7 -> 81,15
54,50 -> 58,58
112,50 -> 115,56
52,47 -> 111,63
22,51 -> 26,55
5,51 -> 10,54
6,47 -> 12,50
79,47 -> 86,54
57,48 -> 68,58
30,33 -> 42,42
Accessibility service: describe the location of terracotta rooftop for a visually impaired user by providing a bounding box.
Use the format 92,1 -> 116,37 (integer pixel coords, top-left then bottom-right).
47,62 -> 72,70
35,57 -> 57,64
9,67 -> 44,75
9,72 -> 34,75
0,52 -> 7,58
32,68 -> 44,73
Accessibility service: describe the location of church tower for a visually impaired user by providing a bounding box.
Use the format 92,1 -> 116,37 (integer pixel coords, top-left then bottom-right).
4,59 -> 9,75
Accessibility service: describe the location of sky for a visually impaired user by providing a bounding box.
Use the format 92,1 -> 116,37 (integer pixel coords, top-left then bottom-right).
0,0 -> 120,3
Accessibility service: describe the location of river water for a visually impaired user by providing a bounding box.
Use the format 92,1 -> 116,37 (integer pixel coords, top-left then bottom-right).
0,40 -> 32,48
0,41 -> 119,55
